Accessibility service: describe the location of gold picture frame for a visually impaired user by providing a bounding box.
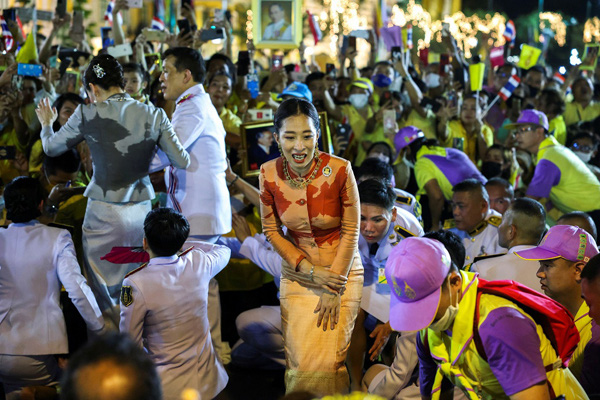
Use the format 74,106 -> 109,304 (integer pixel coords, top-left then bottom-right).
252,0 -> 302,50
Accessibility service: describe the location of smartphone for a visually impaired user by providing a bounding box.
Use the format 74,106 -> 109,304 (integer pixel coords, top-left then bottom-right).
18,63 -> 43,77
247,74 -> 259,99
49,55 -> 58,69
349,29 -> 369,39
126,0 -> 143,7
2,9 -> 16,21
383,109 -> 396,132
71,11 -> 84,43
453,137 -> 464,152
106,43 -> 133,58
142,28 -> 168,42
0,146 -> 16,160
237,51 -> 250,76
442,22 -> 450,37
177,19 -> 191,36
272,55 -> 283,70
181,0 -> 194,8
213,9 -> 224,23
440,53 -> 450,76
349,36 -> 357,50
341,35 -> 349,55
446,90 -> 457,108
326,63 -> 335,76
55,0 -> 67,17
247,108 -> 273,121
200,27 -> 225,41
11,75 -> 23,90
391,46 -> 402,63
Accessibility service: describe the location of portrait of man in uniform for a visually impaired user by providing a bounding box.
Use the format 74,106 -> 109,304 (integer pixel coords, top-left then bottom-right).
262,3 -> 292,41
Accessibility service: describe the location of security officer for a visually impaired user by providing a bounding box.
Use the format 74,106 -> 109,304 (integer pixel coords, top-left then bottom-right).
445,178 -> 505,266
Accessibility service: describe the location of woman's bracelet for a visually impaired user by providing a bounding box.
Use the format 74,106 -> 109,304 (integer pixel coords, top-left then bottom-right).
310,265 -> 316,282
227,175 -> 239,187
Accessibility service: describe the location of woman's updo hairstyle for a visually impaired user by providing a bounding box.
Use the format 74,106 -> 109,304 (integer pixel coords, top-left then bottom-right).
84,54 -> 125,91
274,98 -> 320,136
4,177 -> 45,223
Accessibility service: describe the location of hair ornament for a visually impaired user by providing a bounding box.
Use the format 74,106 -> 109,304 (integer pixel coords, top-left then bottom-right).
93,64 -> 106,79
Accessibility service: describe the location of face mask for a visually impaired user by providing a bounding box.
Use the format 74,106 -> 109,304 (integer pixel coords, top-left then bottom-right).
349,93 -> 369,109
481,161 -> 503,179
424,73 -> 441,89
371,74 -> 392,88
428,281 -> 459,332
574,150 -> 593,163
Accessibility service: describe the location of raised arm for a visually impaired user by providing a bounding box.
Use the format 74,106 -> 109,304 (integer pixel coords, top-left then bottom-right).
37,98 -> 84,156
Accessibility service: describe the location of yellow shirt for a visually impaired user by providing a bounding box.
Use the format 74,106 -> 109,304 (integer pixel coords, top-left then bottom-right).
340,104 -> 374,164
564,101 -> 600,126
219,107 -> 242,136
549,115 -> 567,146
569,302 -> 593,380
443,120 -> 494,164
401,109 -> 437,140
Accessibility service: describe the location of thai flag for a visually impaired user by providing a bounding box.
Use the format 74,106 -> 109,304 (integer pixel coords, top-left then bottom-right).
503,20 -> 516,47
104,1 -> 122,25
498,74 -> 521,101
406,24 -> 413,49
307,11 -> 322,45
553,72 -> 565,85
151,17 -> 165,31
0,16 -> 14,51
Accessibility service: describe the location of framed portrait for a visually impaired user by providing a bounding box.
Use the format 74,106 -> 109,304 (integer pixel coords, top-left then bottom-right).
252,0 -> 302,50
241,113 -> 333,178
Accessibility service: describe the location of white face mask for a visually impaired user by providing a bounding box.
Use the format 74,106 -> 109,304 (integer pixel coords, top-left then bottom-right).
573,150 -> 593,163
429,281 -> 459,332
349,93 -> 369,109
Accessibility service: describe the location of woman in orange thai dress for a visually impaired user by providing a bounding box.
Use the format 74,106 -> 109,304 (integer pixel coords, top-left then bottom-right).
259,99 -> 364,395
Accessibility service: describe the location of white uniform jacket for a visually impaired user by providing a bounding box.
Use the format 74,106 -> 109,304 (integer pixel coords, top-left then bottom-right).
152,84 -> 231,236
0,221 -> 104,355
119,241 -> 231,400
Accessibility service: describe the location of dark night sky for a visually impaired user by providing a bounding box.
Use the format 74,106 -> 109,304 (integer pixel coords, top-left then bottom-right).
463,0 -> 597,22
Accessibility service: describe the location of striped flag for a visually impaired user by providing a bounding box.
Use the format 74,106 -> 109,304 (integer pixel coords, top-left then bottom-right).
307,11 -> 322,45
0,16 -> 14,51
401,24 -> 413,49
151,17 -> 165,31
498,74 -> 521,101
552,72 -> 565,85
104,1 -> 122,25
503,20 -> 516,48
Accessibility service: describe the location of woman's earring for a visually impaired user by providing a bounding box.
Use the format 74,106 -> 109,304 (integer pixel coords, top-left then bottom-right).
277,143 -> 283,156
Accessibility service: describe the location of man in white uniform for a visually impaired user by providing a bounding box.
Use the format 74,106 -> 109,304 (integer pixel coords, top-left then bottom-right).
445,178 -> 506,265
120,208 -> 231,400
153,46 -> 232,361
470,198 -> 547,292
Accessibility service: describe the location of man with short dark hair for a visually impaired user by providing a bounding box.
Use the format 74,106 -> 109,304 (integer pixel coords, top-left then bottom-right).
446,178 -> 505,266
484,177 -> 514,215
582,254 -> 600,326
155,47 -> 232,362
516,225 -> 600,393
557,211 -> 598,241
119,208 -> 231,400
508,109 -> 600,227
471,198 -> 546,292
60,333 -> 161,400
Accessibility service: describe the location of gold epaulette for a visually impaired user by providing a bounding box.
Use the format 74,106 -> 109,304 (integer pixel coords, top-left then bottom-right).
468,220 -> 488,237
178,246 -> 195,257
395,194 -> 413,206
394,225 -> 417,239
473,253 -> 505,264
443,219 -> 456,229
124,262 -> 148,279
487,215 -> 502,227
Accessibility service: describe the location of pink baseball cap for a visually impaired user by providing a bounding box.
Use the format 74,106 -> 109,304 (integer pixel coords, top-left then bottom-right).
385,237 -> 452,331
515,225 -> 599,263
394,126 -> 425,151
504,109 -> 549,131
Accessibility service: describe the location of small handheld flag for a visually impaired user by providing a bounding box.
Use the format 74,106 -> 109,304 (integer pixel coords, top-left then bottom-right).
151,16 -> 165,31
498,74 -> 521,101
307,11 -> 322,45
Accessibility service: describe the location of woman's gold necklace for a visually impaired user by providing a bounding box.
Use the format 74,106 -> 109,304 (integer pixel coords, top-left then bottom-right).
283,151 -> 322,189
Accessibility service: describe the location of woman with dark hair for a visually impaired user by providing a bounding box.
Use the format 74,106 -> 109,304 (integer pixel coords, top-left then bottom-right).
35,54 -> 190,323
0,177 -> 104,398
259,98 -> 363,395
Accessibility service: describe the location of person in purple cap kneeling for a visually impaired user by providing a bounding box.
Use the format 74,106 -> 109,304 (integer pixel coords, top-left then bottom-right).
515,225 -> 600,395
385,237 -> 587,400
394,126 -> 486,231
507,109 -> 600,227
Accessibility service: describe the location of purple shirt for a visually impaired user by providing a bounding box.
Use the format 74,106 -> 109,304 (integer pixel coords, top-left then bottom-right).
580,321 -> 600,395
423,148 -> 487,187
526,159 -> 561,198
417,307 -> 547,397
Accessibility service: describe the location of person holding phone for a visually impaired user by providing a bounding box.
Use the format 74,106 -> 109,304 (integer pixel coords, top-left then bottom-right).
263,3 -> 292,41
36,55 -> 190,324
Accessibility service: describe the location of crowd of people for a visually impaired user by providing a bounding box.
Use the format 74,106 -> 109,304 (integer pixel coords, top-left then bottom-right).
1,3 -> 600,400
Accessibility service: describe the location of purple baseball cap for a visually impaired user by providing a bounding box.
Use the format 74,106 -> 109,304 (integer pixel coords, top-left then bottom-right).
515,225 -> 599,263
385,237 -> 452,331
394,126 -> 425,152
504,109 -> 549,131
